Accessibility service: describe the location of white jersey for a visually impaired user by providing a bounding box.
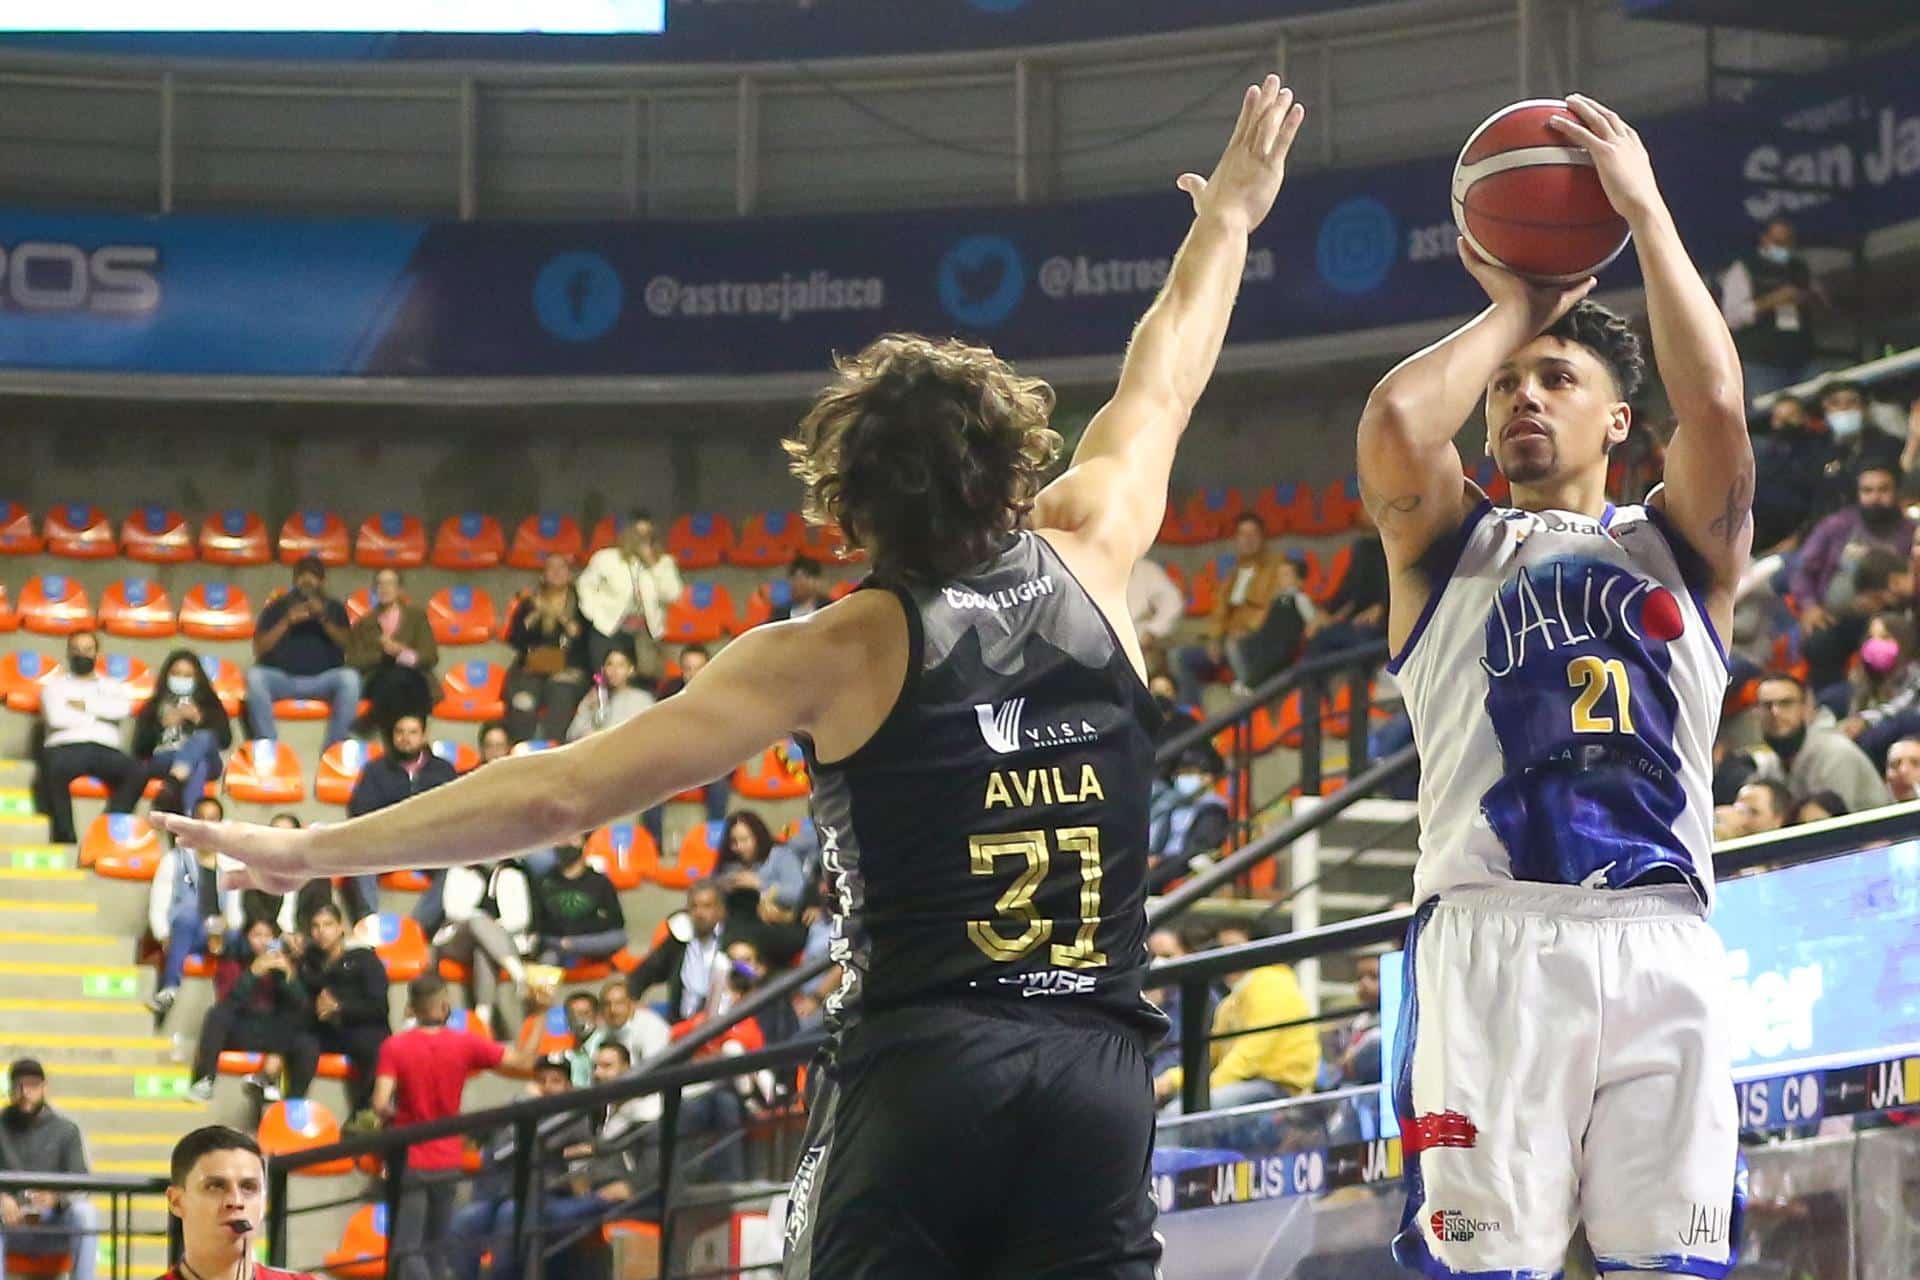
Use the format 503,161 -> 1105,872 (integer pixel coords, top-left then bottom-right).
1389,489 -> 1728,913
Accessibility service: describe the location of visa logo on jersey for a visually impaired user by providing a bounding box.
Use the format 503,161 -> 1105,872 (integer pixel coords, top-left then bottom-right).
974,698 -> 1098,755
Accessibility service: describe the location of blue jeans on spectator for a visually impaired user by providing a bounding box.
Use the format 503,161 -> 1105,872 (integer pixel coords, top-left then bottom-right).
459,1193 -> 617,1280
640,775 -> 732,849
7,1195 -> 98,1280
147,729 -> 224,811
1172,643 -> 1225,708
161,903 -> 209,994
245,665 -> 362,747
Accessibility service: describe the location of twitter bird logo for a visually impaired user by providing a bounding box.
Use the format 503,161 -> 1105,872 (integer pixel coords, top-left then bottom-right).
938,235 -> 1026,328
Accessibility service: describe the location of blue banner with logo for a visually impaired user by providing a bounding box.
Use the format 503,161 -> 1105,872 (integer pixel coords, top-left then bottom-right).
0,48 -> 1912,378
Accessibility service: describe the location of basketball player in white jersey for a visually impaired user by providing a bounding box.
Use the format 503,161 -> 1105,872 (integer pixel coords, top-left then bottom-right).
1359,96 -> 1753,1276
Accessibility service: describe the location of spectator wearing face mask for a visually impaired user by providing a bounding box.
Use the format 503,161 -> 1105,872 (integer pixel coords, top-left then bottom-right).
1837,613 -> 1920,767
528,842 -> 626,967
1750,394 -> 1839,552
1147,745 -> 1231,892
120,649 -> 233,818
37,631 -> 138,846
1790,464 -> 1914,692
1811,380 -> 1908,520
344,714 -> 459,925
1719,217 -> 1821,401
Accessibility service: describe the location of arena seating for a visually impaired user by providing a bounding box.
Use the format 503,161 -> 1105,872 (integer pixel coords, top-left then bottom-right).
44,503 -> 116,560
435,661 -> 508,721
122,505 -> 196,563
17,574 -> 93,635
99,578 -> 178,639
729,511 -> 805,567
79,812 -> 164,879
667,512 -> 734,570
732,742 -> 810,802
430,513 -> 505,570
0,585 -> 14,632
663,582 -> 735,645
584,822 -> 659,891
428,585 -> 498,646
353,914 -> 429,982
178,582 -> 255,640
354,512 -> 428,569
258,1098 -> 356,1177
199,508 -> 271,565
225,739 -> 308,804
0,651 -> 58,713
0,501 -> 42,554
507,512 -> 583,569
278,509 -> 351,566
316,738 -> 379,805
197,654 -> 248,715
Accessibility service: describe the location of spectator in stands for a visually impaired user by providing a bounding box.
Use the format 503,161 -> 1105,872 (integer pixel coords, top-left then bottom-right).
1172,514 -> 1292,705
448,1055 -> 576,1280
431,857 -> 534,1039
117,648 -> 232,819
640,646 -> 731,847
1885,736 -> 1920,803
565,647 -> 656,743
1733,779 -> 1792,837
1791,791 -> 1847,825
344,713 -> 459,924
1719,216 -> 1821,400
147,796 -> 241,1030
187,917 -> 308,1104
478,720 -> 513,765
0,1060 -> 96,1280
585,980 -> 671,1090
1127,557 -> 1185,669
1153,926 -> 1320,1114
1750,394 -> 1836,551
37,630 -> 138,845
1838,613 -> 1920,765
655,644 -> 709,700
1226,552 -> 1319,689
374,975 -> 541,1280
711,812 -> 803,963
529,842 -> 627,968
626,881 -> 727,1023
161,1126 -> 304,1280
577,509 -> 681,681
248,813 -> 340,937
773,556 -> 828,622
1147,744 -> 1230,892
1303,506 -> 1389,658
1326,954 -> 1382,1088
246,557 -> 359,747
1746,673 -> 1891,813
1810,381 -> 1908,520
1791,464 -> 1915,691
287,902 -> 390,1130
346,568 -> 438,735
504,554 -> 591,744
754,821 -> 822,949
1146,919 -> 1223,1081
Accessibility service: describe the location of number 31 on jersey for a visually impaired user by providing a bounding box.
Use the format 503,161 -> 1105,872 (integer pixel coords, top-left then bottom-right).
967,827 -> 1107,970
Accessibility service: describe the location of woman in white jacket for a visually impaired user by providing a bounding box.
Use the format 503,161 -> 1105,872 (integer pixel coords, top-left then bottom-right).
575,510 -> 682,682
432,860 -> 534,1036
145,799 -> 247,1028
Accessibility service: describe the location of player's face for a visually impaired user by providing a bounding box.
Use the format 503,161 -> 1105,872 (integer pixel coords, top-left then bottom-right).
168,1149 -> 266,1261
1486,338 -> 1627,488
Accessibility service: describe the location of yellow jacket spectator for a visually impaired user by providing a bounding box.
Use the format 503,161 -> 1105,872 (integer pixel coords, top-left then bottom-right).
1155,962 -> 1320,1114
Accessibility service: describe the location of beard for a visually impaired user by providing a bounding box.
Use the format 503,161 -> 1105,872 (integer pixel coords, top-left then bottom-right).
1498,436 -> 1561,486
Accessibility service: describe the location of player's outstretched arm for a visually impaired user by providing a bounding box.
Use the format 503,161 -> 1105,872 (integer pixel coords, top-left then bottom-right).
1033,74 -> 1303,578
153,596 -> 903,895
1551,95 -> 1753,603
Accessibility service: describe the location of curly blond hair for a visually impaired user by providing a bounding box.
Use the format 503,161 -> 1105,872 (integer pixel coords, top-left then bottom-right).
784,334 -> 1061,584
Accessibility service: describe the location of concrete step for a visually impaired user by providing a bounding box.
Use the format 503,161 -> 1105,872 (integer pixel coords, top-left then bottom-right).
0,996 -> 162,1037
0,1029 -> 178,1066
25,1060 -> 190,1101
0,960 -> 155,1003
0,866 -> 124,903
0,931 -> 136,969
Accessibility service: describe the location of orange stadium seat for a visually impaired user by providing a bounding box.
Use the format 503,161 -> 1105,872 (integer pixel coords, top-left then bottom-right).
428,585 -> 497,647
354,512 -> 427,569
733,579 -> 801,634
258,1099 -> 355,1176
435,661 -> 507,722
44,503 -> 116,560
0,651 -> 59,714
83,813 -> 164,879
1182,487 -> 1247,543
0,585 -> 15,633
729,511 -> 805,568
273,695 -> 334,723
732,741 -> 810,802
1264,482 -> 1321,537
1156,493 -> 1215,547
672,821 -> 727,890
430,739 -> 483,774
99,579 -> 177,640
70,771 -> 162,802
586,513 -> 623,556
1251,484 -> 1294,537
225,739 -> 307,805
197,655 -> 247,718
315,739 -> 379,806
508,512 -> 583,569
101,654 -> 155,708
344,587 -> 370,625
354,913 -> 429,982
585,823 -> 657,892
799,521 -> 852,564
323,1204 -> 389,1280
0,501 -> 41,555
18,574 -> 92,635
380,869 -> 433,894
5,1252 -> 75,1278
1184,555 -> 1230,619
278,510 -> 350,567
122,505 -> 195,564
662,582 -> 735,645
178,582 -> 255,641
666,512 -> 734,571
1160,562 -> 1190,614
430,513 -> 505,571
1315,474 -> 1364,535
1308,544 -> 1352,606
522,1006 -> 579,1058
199,508 -> 271,566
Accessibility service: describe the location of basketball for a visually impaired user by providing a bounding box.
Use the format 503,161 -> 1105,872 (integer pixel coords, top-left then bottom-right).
1451,98 -> 1632,283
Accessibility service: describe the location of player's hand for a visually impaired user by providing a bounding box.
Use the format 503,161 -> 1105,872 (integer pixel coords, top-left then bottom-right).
1457,237 -> 1594,332
1176,74 -> 1305,235
151,812 -> 315,895
1548,94 -> 1663,226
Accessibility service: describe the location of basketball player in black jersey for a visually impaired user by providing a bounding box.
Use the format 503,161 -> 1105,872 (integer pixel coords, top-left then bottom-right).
159,75 -> 1306,1278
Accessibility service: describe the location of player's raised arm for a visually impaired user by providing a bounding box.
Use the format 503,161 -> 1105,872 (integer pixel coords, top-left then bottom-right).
1550,95 -> 1753,606
1033,75 -> 1303,578
153,599 -> 903,894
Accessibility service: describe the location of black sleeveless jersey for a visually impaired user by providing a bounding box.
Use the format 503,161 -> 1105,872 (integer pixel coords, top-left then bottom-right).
800,532 -> 1169,1041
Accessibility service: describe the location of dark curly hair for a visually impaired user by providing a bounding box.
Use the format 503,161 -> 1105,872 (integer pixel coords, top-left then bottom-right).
784,334 -> 1061,585
1540,300 -> 1646,402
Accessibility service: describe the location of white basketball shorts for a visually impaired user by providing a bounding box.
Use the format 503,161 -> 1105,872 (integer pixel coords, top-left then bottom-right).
1390,882 -> 1745,1277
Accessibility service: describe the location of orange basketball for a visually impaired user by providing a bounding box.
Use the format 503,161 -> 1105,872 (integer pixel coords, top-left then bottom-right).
1451,99 -> 1631,284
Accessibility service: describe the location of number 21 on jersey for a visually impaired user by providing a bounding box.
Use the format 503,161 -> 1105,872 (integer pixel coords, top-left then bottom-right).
1568,655 -> 1636,734
967,828 -> 1107,970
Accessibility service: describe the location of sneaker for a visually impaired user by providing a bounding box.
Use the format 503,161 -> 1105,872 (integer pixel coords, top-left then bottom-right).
147,987 -> 176,1030
243,1072 -> 284,1105
187,1077 -> 215,1104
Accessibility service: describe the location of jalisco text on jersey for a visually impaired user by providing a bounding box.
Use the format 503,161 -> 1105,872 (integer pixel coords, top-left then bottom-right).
1480,561 -> 1679,678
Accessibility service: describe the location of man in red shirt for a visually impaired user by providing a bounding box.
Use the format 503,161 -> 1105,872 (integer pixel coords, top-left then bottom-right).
158,1125 -> 313,1280
374,975 -> 540,1280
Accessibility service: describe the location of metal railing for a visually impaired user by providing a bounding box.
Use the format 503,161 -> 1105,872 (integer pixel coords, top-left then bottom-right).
0,1171 -> 175,1280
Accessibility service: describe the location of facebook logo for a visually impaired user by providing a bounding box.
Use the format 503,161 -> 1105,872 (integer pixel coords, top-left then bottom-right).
534,251 -> 625,342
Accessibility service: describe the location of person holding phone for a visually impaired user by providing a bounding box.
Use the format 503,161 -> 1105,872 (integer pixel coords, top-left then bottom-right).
186,917 -> 311,1104
245,557 -> 358,747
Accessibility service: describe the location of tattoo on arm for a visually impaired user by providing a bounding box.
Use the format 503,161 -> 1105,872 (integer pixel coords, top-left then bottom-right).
1359,478 -> 1424,529
1707,473 -> 1752,549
